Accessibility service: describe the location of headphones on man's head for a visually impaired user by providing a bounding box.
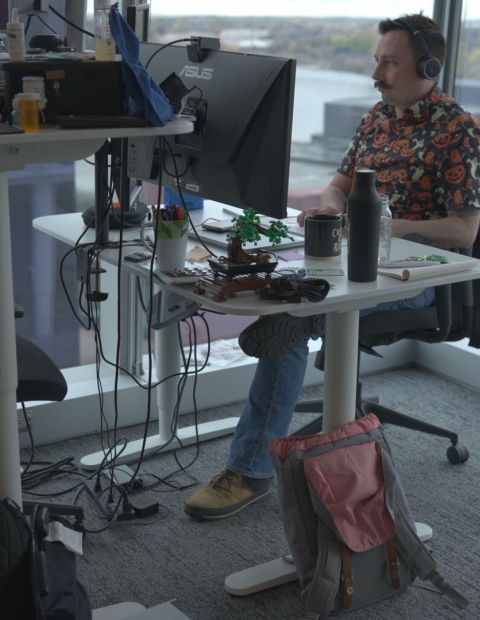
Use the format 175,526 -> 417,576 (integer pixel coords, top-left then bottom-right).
394,17 -> 442,80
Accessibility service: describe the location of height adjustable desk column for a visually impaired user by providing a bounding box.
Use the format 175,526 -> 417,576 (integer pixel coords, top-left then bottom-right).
0,120 -> 193,506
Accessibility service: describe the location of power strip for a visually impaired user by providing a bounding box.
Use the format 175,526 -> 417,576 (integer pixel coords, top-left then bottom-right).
100,464 -> 144,490
83,479 -> 135,522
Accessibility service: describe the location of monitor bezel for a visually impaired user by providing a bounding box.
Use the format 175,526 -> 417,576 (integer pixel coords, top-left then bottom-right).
126,3 -> 150,43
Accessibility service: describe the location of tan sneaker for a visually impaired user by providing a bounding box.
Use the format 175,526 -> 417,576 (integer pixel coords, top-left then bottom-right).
184,467 -> 271,520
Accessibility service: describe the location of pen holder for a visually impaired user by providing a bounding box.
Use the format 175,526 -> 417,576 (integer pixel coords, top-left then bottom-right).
140,218 -> 189,272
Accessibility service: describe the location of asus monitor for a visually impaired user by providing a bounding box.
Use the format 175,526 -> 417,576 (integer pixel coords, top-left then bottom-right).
129,42 -> 296,220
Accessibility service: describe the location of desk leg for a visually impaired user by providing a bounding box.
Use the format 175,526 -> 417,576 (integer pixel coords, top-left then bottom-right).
80,316 -> 239,470
224,309 -> 360,595
0,170 -> 23,505
322,310 -> 359,432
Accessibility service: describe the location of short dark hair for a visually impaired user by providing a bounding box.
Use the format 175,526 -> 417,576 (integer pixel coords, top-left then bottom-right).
378,13 -> 446,68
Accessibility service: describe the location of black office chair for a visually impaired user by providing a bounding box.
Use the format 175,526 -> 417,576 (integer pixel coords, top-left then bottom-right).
293,256 -> 473,465
15,305 -> 84,521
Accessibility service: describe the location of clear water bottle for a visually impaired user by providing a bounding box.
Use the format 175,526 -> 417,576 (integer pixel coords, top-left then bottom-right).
378,194 -> 392,263
94,1 -> 115,61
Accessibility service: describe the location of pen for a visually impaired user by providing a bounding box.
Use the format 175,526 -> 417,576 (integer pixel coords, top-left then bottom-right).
379,260 -> 441,268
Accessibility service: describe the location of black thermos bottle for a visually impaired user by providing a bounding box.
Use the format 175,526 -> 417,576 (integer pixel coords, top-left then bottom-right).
347,170 -> 382,282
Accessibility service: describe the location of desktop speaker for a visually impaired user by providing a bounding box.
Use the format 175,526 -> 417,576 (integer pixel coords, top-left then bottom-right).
82,202 -> 148,230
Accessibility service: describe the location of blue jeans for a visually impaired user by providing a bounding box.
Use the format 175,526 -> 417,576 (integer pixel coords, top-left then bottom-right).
226,287 -> 436,479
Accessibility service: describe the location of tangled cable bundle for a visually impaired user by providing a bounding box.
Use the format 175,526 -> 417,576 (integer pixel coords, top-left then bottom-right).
259,275 -> 330,303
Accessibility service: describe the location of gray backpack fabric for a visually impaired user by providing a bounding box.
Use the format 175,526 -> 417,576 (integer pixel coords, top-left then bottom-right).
269,413 -> 468,618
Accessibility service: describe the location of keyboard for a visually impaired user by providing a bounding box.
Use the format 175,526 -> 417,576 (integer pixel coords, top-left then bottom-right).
283,220 -> 305,237
57,115 -> 149,129
259,216 -> 305,238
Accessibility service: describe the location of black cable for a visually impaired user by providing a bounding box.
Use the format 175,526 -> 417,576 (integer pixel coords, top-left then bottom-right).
136,277 -> 148,313
20,403 -> 35,477
24,15 -> 32,36
259,275 -> 331,303
161,151 -> 190,179
145,38 -> 193,70
48,4 -> 94,38
172,315 -> 209,473
35,12 -> 58,35
160,136 -> 218,258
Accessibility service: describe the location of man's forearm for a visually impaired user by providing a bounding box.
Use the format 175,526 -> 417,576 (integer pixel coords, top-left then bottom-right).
318,185 -> 348,213
392,215 -> 480,250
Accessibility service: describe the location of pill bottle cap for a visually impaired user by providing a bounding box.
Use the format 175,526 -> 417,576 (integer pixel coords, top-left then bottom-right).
15,93 -> 41,100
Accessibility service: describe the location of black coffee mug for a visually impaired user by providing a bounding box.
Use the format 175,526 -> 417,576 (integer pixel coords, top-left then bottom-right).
304,213 -> 343,260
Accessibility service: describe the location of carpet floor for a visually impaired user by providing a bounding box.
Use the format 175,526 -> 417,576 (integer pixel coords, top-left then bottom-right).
21,365 -> 479,619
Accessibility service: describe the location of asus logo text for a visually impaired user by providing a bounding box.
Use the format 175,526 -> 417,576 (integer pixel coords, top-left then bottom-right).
180,65 -> 213,80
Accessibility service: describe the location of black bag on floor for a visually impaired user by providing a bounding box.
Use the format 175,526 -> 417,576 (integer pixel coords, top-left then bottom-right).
0,498 -> 92,620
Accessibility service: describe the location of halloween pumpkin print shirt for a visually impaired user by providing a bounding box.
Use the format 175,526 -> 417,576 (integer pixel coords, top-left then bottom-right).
337,86 -> 480,220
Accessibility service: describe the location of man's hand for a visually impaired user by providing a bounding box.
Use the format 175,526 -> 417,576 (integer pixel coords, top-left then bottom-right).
296,173 -> 351,227
297,205 -> 344,226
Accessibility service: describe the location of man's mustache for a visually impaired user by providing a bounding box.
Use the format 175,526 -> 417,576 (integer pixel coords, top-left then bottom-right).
374,81 -> 392,90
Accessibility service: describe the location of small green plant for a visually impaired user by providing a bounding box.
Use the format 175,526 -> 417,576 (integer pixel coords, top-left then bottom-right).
226,207 -> 294,247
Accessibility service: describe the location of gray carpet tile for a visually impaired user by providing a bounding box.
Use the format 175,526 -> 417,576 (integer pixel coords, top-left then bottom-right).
20,365 -> 479,619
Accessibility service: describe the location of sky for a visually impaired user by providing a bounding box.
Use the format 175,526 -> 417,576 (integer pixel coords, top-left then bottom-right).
86,1 -> 480,21
148,1 -> 434,18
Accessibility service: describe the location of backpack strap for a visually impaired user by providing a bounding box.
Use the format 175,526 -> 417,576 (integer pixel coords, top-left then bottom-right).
305,524 -> 342,620
339,543 -> 354,608
376,435 -> 468,609
385,537 -> 401,590
394,498 -> 469,609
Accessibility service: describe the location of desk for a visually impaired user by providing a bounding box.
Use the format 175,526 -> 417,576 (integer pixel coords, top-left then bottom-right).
0,119 -> 193,506
32,207 -> 480,595
34,207 -> 480,466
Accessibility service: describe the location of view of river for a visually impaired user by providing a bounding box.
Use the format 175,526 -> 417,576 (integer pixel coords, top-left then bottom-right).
292,65 -> 379,143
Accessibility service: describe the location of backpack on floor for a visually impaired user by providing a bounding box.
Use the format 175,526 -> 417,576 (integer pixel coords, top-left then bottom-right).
269,413 -> 468,619
0,498 -> 92,620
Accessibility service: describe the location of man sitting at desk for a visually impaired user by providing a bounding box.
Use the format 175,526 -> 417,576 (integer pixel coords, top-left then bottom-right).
185,13 -> 480,520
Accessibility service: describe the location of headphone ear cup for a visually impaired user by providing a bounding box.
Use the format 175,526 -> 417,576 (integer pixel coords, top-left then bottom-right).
417,56 -> 442,80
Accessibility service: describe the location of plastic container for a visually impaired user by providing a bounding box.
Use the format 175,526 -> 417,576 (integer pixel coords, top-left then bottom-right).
16,93 -> 40,132
94,2 -> 115,61
22,76 -> 47,121
347,169 -> 382,282
164,187 -> 204,211
378,194 -> 392,263
7,8 -> 25,62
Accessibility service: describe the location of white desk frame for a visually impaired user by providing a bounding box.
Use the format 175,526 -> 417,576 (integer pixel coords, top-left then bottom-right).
0,120 -> 193,506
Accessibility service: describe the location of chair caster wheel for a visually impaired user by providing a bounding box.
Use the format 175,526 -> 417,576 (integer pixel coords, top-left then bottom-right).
447,444 -> 469,464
